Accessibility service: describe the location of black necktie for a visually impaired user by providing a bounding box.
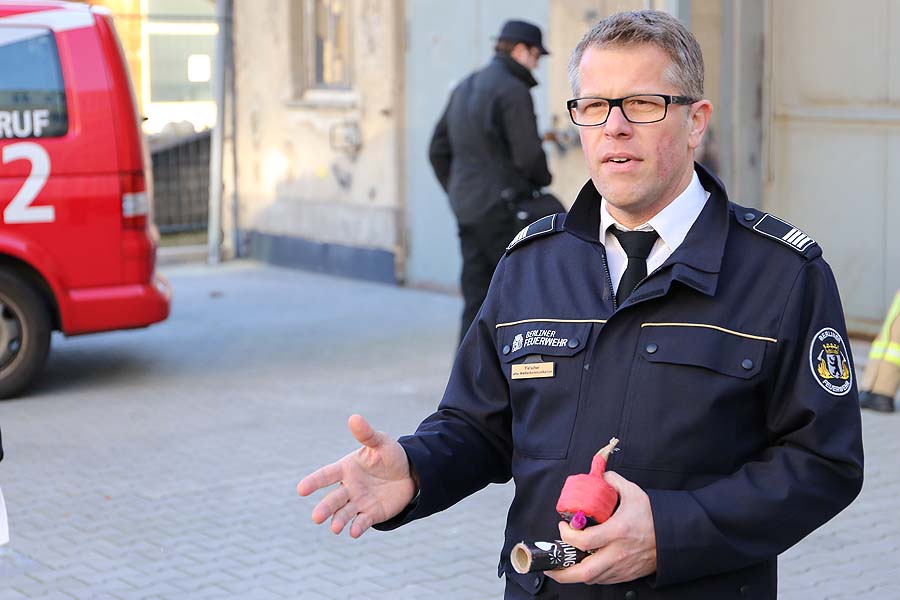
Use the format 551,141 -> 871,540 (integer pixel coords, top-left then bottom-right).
610,228 -> 659,305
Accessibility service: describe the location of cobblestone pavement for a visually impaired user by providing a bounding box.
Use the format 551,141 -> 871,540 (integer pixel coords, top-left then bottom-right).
0,261 -> 896,599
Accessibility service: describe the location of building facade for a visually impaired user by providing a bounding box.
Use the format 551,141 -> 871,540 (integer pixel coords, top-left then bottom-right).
233,0 -> 404,282
79,0 -> 218,135
231,0 -> 900,332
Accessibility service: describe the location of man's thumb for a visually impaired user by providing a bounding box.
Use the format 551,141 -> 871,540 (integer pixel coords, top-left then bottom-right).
348,414 -> 383,448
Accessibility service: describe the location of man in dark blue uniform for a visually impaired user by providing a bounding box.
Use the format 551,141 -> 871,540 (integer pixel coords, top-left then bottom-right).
298,10 -> 863,599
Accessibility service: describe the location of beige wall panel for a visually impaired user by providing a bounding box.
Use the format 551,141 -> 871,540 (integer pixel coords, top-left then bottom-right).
769,122 -> 886,320
691,0 -> 720,111
769,0 -> 899,328
773,0 -> 890,105
886,135 -> 900,302
891,0 -> 900,101
234,0 -> 292,198
233,0 -> 402,252
689,0 -> 721,177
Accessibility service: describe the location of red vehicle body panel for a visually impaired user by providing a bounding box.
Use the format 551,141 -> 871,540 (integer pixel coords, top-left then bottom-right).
0,1 -> 170,335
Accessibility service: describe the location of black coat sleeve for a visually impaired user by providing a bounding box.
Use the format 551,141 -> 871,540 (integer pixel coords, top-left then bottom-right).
498,87 -> 551,189
646,257 -> 864,586
428,101 -> 453,193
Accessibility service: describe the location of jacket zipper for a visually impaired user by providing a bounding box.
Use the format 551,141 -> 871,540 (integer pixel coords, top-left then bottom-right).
621,264 -> 665,308
599,246 -> 618,311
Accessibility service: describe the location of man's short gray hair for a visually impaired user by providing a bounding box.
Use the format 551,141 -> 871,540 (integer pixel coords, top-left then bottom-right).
567,10 -> 704,99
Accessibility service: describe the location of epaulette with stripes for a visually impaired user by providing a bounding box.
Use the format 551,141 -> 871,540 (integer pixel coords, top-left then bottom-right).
735,207 -> 821,259
505,214 -> 563,254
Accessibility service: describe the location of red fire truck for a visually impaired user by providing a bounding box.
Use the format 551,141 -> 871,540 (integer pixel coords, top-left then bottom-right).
0,1 -> 171,398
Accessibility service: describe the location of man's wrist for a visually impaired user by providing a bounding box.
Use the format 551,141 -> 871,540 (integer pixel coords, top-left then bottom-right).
406,450 -> 420,497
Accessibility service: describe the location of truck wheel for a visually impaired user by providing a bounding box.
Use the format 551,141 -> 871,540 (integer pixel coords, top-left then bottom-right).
0,270 -> 51,399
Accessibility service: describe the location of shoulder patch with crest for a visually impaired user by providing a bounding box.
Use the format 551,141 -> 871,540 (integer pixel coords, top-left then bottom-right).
506,214 -> 561,254
809,327 -> 853,396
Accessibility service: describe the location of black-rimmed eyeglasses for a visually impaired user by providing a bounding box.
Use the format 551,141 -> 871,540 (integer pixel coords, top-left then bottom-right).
566,94 -> 697,127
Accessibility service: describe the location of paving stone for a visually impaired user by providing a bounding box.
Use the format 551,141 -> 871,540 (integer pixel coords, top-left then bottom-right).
0,262 -> 895,598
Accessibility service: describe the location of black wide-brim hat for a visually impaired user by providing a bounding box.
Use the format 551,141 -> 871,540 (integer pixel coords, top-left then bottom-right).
497,19 -> 549,55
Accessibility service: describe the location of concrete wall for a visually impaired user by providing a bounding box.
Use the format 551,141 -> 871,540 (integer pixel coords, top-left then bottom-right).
233,0 -> 404,282
766,0 -> 900,330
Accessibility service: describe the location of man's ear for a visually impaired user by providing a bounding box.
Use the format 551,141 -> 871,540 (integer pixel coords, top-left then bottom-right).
510,42 -> 528,61
687,100 -> 713,150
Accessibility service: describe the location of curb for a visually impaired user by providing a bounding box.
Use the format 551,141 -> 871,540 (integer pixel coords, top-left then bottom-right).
157,244 -> 208,266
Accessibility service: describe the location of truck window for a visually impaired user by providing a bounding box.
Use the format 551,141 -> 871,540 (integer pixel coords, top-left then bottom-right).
0,27 -> 68,139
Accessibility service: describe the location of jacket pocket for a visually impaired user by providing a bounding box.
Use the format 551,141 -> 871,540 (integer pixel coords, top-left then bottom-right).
498,321 -> 592,459
500,560 -> 548,598
621,323 -> 772,472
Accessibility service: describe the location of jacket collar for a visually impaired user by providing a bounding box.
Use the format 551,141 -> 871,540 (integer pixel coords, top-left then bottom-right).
564,162 -> 730,298
493,53 -> 538,88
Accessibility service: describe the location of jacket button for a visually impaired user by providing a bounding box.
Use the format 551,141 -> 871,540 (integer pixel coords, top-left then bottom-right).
646,343 -> 658,354
625,591 -> 638,600
502,345 -> 511,355
743,212 -> 756,221
741,358 -> 754,370
739,584 -> 751,596
567,338 -> 580,349
533,575 -> 541,587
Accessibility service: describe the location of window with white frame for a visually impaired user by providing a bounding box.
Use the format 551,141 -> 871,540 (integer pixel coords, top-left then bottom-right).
292,0 -> 352,98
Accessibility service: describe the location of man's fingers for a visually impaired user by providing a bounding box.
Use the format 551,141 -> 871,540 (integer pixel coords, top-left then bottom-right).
602,470 -> 632,496
544,551 -> 610,584
310,484 -> 350,524
544,562 -> 587,584
349,512 -> 374,539
348,414 -> 387,448
330,501 -> 358,535
297,462 -> 344,497
558,520 -> 616,552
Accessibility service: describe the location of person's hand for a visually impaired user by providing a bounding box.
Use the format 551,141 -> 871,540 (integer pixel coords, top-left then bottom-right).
297,414 -> 417,538
544,472 -> 657,585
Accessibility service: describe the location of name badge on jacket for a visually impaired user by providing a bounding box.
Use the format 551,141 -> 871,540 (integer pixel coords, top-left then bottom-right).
511,361 -> 555,379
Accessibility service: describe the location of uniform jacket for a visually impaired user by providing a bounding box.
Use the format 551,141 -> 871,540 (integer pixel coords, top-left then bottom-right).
429,54 -> 552,225
376,164 -> 864,599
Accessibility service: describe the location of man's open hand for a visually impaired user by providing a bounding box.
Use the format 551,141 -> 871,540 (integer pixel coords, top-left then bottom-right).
297,415 -> 416,538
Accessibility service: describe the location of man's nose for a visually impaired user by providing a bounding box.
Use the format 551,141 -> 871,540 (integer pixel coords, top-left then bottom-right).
604,106 -> 632,136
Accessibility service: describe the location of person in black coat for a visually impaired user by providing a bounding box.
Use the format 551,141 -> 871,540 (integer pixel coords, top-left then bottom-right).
429,20 -> 553,345
298,11 -> 863,599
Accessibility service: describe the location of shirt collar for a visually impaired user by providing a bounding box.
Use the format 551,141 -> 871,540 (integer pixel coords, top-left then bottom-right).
564,162 -> 730,276
599,170 -> 709,252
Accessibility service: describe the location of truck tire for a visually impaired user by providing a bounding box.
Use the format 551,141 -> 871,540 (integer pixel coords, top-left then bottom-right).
0,269 -> 51,399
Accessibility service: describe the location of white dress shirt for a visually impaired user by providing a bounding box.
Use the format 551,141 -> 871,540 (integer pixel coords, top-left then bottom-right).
600,170 -> 710,294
